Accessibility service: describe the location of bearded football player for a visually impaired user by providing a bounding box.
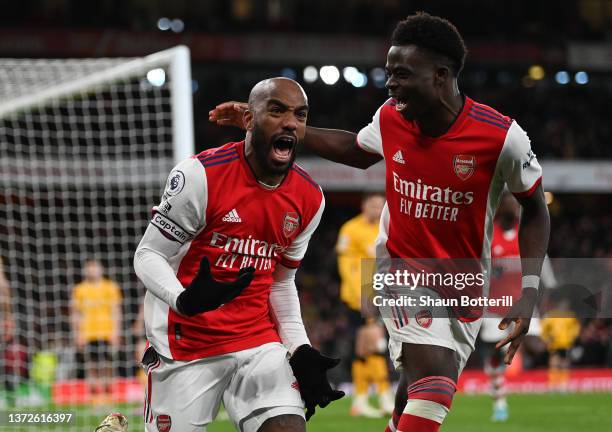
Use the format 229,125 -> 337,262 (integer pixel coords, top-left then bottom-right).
135,77 -> 343,432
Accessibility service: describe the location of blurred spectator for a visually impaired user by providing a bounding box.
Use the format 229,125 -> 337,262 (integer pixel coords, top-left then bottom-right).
70,259 -> 122,403
0,257 -> 13,344
541,296 -> 581,391
336,192 -> 393,417
2,0 -> 608,40
130,302 -> 148,388
573,318 -> 611,366
1,256 -> 20,408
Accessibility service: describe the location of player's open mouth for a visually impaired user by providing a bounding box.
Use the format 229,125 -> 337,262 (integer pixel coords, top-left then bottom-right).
271,135 -> 296,163
394,99 -> 407,112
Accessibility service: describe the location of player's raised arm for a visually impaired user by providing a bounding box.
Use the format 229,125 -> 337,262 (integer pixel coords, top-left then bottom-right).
209,101 -> 382,169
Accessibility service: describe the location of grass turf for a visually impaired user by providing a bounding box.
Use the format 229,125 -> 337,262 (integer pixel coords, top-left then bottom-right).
2,393 -> 612,431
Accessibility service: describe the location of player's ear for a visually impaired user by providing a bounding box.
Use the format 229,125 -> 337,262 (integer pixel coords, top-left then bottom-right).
244,109 -> 254,131
434,66 -> 449,87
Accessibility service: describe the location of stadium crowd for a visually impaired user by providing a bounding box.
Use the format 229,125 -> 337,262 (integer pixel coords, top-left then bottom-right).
5,0 -> 611,40
196,70 -> 612,160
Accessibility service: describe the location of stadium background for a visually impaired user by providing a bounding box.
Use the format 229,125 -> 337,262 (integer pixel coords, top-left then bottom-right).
1,0 -> 611,430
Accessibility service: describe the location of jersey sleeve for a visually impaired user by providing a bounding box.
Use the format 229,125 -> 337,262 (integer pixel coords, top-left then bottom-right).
356,103 -> 384,157
335,223 -> 350,254
498,121 -> 543,198
150,157 -> 207,243
134,157 -> 208,310
281,194 -> 325,269
268,266 -> 310,354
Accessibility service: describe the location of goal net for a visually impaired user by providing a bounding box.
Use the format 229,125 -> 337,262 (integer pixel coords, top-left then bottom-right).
0,46 -> 193,429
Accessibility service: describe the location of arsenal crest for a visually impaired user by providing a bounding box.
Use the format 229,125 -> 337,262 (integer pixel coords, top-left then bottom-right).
415,310 -> 433,328
453,154 -> 476,181
156,414 -> 171,432
283,212 -> 300,238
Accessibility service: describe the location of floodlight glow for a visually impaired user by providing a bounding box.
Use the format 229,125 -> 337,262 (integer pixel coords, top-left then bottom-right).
157,17 -> 171,31
528,65 -> 545,80
281,68 -> 297,80
146,68 -> 166,87
555,71 -> 570,85
303,66 -> 318,83
320,66 -> 340,85
575,71 -> 589,85
351,73 -> 368,88
170,19 -> 184,33
370,67 -> 386,88
343,67 -> 359,83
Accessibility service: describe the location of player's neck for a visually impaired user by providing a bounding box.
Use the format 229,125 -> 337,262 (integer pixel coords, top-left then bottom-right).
244,144 -> 285,187
362,215 -> 377,225
415,92 -> 464,137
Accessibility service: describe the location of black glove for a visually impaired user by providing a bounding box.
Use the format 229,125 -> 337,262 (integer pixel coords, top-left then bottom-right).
289,344 -> 345,420
175,257 -> 255,316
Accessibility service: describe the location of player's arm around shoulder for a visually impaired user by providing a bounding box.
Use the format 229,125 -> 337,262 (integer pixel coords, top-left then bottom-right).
208,100 -> 381,169
303,102 -> 389,169
133,157 -> 206,311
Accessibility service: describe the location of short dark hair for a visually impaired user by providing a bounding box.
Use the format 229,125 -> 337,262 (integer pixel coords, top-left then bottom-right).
391,12 -> 467,76
363,192 -> 385,202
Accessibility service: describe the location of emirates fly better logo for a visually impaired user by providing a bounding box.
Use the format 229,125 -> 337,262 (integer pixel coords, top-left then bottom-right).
453,154 -> 476,181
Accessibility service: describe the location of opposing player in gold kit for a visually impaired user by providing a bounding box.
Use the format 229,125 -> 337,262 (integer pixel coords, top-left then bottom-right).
337,193 -> 394,417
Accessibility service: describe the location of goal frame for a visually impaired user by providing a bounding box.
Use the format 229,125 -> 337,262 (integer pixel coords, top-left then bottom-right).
0,45 -> 194,163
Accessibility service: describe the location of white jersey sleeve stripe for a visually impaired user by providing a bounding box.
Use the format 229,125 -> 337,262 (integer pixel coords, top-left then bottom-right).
268,265 -> 310,355
498,121 -> 543,196
134,157 -> 208,310
356,102 -> 385,157
282,194 -> 325,265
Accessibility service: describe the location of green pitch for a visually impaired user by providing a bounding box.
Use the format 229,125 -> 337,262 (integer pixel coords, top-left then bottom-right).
210,393 -> 612,432
2,393 -> 612,431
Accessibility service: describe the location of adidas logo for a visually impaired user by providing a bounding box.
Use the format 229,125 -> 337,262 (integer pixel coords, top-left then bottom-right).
392,150 -> 405,164
222,209 -> 242,223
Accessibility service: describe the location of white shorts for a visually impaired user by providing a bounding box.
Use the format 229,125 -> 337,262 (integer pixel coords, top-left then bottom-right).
480,313 -> 542,343
380,288 -> 482,374
143,342 -> 304,432
480,315 -> 510,343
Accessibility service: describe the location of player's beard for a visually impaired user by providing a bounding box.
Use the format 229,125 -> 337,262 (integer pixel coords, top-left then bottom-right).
251,125 -> 297,176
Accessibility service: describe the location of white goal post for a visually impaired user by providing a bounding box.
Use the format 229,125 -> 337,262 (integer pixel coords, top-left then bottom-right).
0,45 -> 194,162
0,45 -> 193,421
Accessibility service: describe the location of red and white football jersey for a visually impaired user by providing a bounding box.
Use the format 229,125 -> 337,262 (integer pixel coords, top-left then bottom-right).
488,222 -> 521,315
357,97 -> 542,318
144,141 -> 324,361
